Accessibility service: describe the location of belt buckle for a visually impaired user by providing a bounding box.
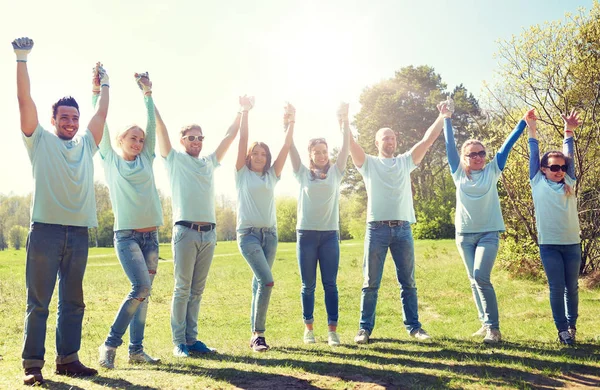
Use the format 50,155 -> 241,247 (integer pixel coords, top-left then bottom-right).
388,220 -> 400,227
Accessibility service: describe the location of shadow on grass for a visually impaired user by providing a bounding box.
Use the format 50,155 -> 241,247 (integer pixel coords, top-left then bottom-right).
27,375 -> 159,390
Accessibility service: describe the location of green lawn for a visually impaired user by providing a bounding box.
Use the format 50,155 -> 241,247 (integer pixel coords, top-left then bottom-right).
1,239 -> 599,389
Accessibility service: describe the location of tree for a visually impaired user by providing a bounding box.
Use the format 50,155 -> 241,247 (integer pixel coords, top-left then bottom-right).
276,197 -> 297,242
215,194 -> 236,241
158,190 -> 173,244
9,225 -> 28,250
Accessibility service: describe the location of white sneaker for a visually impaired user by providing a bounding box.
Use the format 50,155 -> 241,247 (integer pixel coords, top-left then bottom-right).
354,329 -> 370,344
328,331 -> 341,346
483,328 -> 502,344
472,325 -> 488,337
128,351 -> 161,365
98,344 -> 116,369
558,330 -> 574,346
303,329 -> 316,344
410,328 -> 431,341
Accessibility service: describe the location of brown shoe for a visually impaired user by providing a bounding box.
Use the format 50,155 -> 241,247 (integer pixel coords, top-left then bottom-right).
55,360 -> 98,377
23,367 -> 44,385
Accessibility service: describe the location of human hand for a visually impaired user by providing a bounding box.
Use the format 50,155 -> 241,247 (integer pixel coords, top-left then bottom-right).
337,102 -> 349,128
561,109 -> 581,133
239,95 -> 254,111
283,102 -> 296,129
12,37 -> 34,62
437,101 -> 452,119
96,62 -> 109,88
92,66 -> 101,93
135,72 -> 152,94
523,108 -> 537,128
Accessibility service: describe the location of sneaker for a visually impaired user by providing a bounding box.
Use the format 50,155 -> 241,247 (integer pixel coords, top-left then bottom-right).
568,327 -> 577,343
56,360 -> 98,377
173,343 -> 190,358
472,325 -> 488,337
483,328 -> 502,344
129,351 -> 161,365
250,336 -> 269,352
354,329 -> 370,344
98,344 -> 117,369
187,340 -> 216,354
23,367 -> 44,385
303,329 -> 316,344
328,331 -> 341,346
558,330 -> 574,346
410,328 -> 431,341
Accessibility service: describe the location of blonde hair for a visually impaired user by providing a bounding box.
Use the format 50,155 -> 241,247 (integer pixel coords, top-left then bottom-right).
115,125 -> 145,147
460,139 -> 486,179
180,124 -> 202,138
541,151 -> 573,196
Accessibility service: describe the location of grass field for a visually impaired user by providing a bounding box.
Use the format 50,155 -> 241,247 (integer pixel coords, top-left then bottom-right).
0,239 -> 599,389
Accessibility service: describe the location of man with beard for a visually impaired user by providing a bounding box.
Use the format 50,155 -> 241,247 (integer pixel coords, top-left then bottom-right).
13,37 -> 109,385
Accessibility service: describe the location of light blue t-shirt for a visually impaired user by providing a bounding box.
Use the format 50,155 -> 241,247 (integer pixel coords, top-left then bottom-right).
357,153 -> 417,223
235,165 -> 280,230
452,157 -> 505,233
294,164 -> 344,231
164,149 -> 220,224
97,95 -> 163,231
22,124 -> 98,227
531,172 -> 580,245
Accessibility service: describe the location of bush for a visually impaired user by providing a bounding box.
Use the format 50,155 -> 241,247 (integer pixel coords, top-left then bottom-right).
497,238 -> 544,280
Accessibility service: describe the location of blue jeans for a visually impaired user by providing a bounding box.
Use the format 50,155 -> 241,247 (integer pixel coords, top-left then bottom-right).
237,227 -> 278,333
170,225 -> 217,345
104,230 -> 159,353
539,244 -> 581,331
455,231 -> 500,329
359,221 -> 421,334
22,223 -> 89,369
297,230 -> 340,326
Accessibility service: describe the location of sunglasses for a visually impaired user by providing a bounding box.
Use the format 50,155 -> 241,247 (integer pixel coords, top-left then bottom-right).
466,151 -> 486,159
183,135 -> 204,142
543,164 -> 568,172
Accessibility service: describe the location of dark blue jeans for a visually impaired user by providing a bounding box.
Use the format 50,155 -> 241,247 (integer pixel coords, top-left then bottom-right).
359,221 -> 421,334
297,230 -> 340,326
22,223 -> 89,369
539,244 -> 581,331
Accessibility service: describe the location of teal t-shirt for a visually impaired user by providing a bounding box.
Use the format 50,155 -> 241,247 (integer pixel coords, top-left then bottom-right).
235,165 -> 280,230
294,164 -> 343,231
357,153 -> 417,223
452,157 -> 505,233
164,149 -> 220,224
531,171 -> 580,245
97,95 -> 163,231
22,124 -> 99,227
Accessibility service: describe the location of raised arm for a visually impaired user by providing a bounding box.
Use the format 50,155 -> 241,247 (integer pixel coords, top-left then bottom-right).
525,109 -> 540,180
409,102 -> 447,165
336,102 -> 351,172
87,63 -> 110,146
153,104 -> 171,158
133,73 -> 156,156
92,70 -> 112,157
215,111 -> 242,163
235,96 -> 254,171
562,109 -> 580,180
272,102 -> 296,177
496,114 -> 528,171
13,37 -> 38,136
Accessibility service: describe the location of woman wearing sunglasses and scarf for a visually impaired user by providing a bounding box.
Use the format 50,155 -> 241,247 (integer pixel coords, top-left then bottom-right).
443,103 -> 528,344
288,103 -> 351,346
526,109 -> 582,345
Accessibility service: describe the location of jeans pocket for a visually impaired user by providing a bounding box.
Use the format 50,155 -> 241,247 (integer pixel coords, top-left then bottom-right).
115,230 -> 135,242
172,225 -> 187,245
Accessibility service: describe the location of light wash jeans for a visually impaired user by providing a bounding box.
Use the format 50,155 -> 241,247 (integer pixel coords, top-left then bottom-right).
455,231 -> 500,329
539,244 -> 581,331
22,223 -> 89,369
237,227 -> 278,333
359,221 -> 421,334
170,225 -> 217,345
104,230 -> 159,353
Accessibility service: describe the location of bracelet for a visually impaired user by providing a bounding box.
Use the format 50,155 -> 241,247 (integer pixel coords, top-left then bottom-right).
16,59 -> 27,63
565,130 -> 574,133
101,84 -> 109,88
144,91 -> 152,96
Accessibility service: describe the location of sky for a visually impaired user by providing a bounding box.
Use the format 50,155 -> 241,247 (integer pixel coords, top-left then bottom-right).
0,0 -> 594,200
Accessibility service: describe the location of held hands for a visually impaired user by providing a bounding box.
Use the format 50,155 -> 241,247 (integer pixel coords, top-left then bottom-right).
337,102 -> 349,129
561,109 -> 581,134
523,108 -> 537,129
12,37 -> 34,62
239,95 -> 255,112
135,72 -> 152,95
283,102 -> 296,129
96,62 -> 109,88
437,101 -> 452,119
92,66 -> 101,93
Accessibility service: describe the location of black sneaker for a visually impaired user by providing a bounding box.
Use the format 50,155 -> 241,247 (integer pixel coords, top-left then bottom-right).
23,367 -> 44,385
568,327 -> 577,343
558,330 -> 574,346
250,336 -> 269,352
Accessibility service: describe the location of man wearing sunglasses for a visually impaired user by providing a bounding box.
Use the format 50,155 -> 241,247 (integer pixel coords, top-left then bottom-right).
349,102 -> 450,344
155,96 -> 244,358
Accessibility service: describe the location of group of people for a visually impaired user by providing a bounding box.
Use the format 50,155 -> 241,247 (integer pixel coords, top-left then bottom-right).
12,36 -> 583,386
